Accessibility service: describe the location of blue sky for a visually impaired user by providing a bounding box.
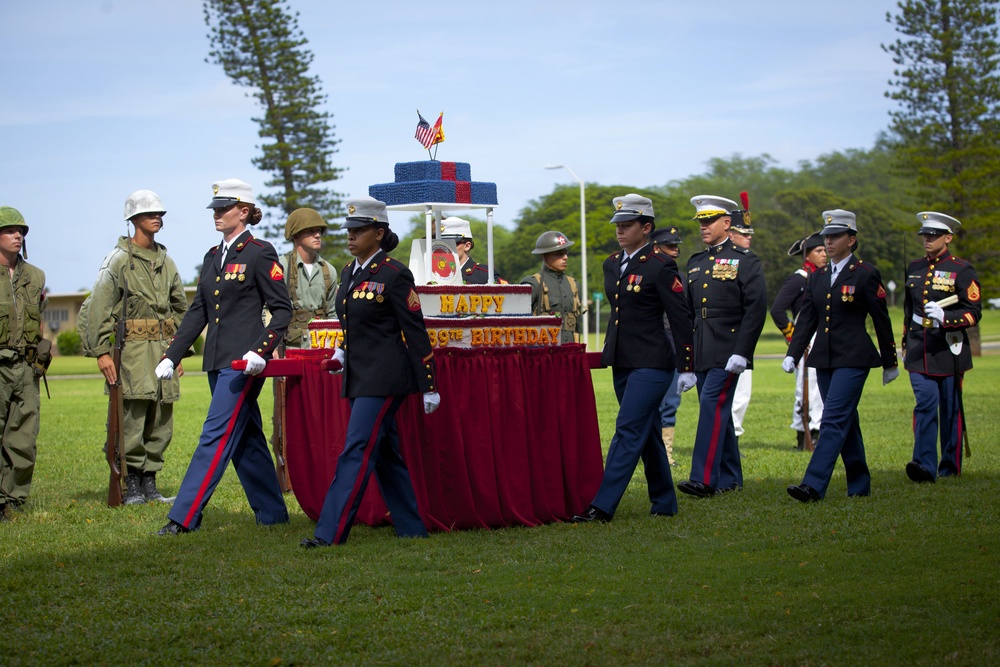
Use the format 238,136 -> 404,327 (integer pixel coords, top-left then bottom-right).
2,0 -> 902,292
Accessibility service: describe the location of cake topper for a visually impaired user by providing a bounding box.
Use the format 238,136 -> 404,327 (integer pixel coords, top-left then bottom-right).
415,110 -> 445,159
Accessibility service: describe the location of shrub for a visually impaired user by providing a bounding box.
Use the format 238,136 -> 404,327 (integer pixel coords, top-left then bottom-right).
56,328 -> 83,356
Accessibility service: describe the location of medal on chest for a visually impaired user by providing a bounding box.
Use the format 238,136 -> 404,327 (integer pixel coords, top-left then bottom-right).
931,270 -> 956,293
626,274 -> 643,292
840,285 -> 855,302
225,263 -> 247,281
711,258 -> 739,280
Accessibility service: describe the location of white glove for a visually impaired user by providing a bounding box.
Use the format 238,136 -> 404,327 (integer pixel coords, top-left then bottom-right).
883,367 -> 899,386
329,347 -> 346,375
242,351 -> 266,376
155,358 -> 175,380
677,372 -> 697,394
782,356 -> 797,374
423,391 -> 441,414
724,354 -> 748,374
924,301 -> 945,325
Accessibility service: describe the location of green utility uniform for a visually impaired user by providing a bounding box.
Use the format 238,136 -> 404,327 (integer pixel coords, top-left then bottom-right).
522,265 -> 583,344
279,251 -> 337,348
0,257 -> 46,509
80,237 -> 187,474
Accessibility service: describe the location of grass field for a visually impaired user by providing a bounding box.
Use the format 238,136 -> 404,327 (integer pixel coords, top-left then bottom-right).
3,313 -> 999,665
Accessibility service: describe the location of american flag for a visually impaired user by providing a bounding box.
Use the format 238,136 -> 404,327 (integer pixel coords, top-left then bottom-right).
415,111 -> 444,149
415,111 -> 435,148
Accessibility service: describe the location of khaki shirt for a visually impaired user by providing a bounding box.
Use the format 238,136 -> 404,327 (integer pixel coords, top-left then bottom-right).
279,252 -> 338,348
0,258 -> 46,360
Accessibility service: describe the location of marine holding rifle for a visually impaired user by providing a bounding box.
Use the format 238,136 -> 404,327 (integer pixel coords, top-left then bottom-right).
0,206 -> 47,522
901,212 -> 981,483
80,190 -> 188,505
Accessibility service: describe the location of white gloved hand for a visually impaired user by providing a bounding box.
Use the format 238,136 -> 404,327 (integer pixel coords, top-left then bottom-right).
782,356 -> 797,374
329,347 -> 346,375
423,391 -> 441,414
676,372 -> 697,394
155,358 -> 175,380
924,301 -> 945,325
242,351 -> 266,376
883,367 -> 899,386
724,354 -> 748,374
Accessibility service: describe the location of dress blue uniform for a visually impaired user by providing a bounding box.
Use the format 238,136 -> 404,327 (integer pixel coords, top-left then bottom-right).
680,196 -> 767,496
786,210 -> 897,501
160,180 -> 292,532
575,194 -> 693,521
309,198 -> 437,546
902,212 -> 981,481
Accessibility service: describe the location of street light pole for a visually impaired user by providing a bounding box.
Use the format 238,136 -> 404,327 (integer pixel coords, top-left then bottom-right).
545,164 -> 588,349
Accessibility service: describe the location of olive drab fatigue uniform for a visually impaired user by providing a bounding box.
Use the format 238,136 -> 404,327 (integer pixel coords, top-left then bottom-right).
522,265 -> 583,344
279,251 -> 338,349
80,237 -> 187,473
0,258 -> 46,508
902,251 -> 981,478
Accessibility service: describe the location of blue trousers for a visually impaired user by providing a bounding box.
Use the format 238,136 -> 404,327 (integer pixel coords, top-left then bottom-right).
168,369 -> 288,529
658,371 -> 681,427
800,368 -> 871,498
314,396 -> 428,544
909,371 -> 963,478
591,368 -> 677,517
689,369 -> 742,491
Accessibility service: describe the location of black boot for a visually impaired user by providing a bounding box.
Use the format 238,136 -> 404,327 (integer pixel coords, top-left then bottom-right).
0,503 -> 8,522
810,429 -> 820,448
795,431 -> 805,451
123,470 -> 145,505
141,472 -> 168,503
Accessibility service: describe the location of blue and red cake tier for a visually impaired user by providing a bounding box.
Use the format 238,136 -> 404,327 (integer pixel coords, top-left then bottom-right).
370,180 -> 498,206
369,160 -> 499,206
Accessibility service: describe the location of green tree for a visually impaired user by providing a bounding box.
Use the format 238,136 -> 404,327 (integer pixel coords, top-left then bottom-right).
203,0 -> 345,257
883,0 -> 1000,292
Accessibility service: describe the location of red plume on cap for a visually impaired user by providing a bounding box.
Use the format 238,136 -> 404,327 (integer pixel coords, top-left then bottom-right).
740,191 -> 750,211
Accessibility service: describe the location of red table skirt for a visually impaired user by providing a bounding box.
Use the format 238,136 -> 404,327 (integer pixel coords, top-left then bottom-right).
282,345 -> 604,531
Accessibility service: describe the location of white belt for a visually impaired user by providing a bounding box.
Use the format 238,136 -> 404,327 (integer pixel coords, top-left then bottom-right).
912,313 -> 940,329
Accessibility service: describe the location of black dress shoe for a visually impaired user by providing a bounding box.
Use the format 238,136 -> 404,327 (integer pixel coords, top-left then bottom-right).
300,536 -> 332,548
906,461 -> 936,483
154,520 -> 190,536
787,484 -> 821,503
650,510 -> 675,517
677,480 -> 715,498
569,506 -> 611,523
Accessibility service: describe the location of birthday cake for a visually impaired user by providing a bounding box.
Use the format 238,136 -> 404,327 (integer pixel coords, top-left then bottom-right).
369,161 -> 498,206
308,285 -> 564,350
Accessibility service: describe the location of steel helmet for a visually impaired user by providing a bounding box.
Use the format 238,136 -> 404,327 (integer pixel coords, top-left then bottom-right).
284,207 -> 328,241
0,206 -> 28,234
123,190 -> 166,221
532,230 -> 574,255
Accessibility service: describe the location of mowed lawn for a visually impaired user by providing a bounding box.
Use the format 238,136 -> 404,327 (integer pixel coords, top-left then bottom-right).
3,312 -> 999,666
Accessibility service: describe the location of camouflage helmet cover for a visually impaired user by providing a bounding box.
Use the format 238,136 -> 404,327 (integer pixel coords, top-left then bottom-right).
0,206 -> 28,234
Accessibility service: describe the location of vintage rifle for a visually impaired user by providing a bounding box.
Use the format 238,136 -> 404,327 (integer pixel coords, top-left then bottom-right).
105,277 -> 128,507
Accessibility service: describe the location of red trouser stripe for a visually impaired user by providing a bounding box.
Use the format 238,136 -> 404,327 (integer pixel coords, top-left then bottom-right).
334,397 -> 395,544
702,373 -> 735,486
182,378 -> 255,528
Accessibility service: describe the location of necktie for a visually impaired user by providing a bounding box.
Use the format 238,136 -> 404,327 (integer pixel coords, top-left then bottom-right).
219,243 -> 229,268
620,255 -> 629,277
830,266 -> 838,285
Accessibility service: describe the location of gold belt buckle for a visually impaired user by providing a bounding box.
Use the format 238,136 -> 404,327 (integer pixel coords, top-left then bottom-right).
922,317 -> 933,329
